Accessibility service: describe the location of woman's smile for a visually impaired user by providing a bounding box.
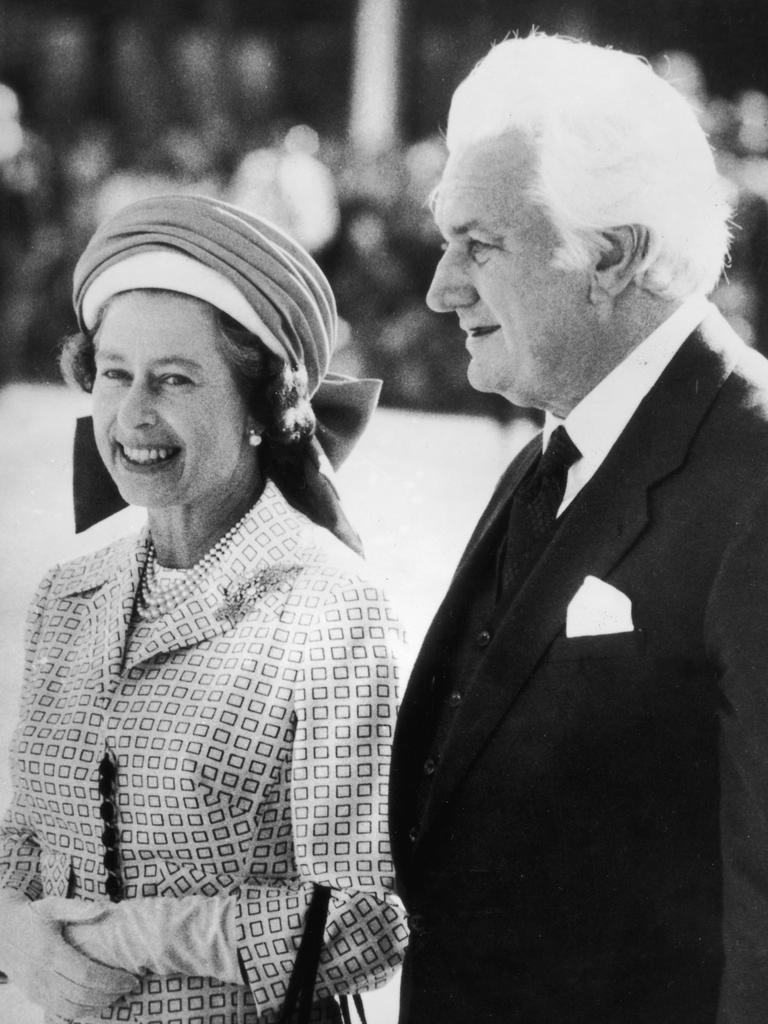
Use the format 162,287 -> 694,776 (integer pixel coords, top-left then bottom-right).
118,442 -> 180,468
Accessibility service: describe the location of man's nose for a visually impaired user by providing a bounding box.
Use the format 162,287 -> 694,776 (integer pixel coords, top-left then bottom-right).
117,381 -> 157,430
426,252 -> 476,313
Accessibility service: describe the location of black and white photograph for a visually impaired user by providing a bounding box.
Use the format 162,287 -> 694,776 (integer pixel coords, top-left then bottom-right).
1,1 -> 768,1022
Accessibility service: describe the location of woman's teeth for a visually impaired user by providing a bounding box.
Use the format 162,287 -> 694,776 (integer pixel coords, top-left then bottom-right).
122,445 -> 175,465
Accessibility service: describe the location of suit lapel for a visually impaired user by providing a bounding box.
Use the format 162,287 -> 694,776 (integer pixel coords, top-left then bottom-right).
407,436 -> 540,678
453,435 -> 541,583
414,316 -> 741,845
394,436 -> 540,752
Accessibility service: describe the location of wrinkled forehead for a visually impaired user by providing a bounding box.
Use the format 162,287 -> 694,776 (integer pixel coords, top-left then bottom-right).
433,133 -> 541,236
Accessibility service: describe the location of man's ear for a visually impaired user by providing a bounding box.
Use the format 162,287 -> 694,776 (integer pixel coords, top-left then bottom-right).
589,225 -> 649,301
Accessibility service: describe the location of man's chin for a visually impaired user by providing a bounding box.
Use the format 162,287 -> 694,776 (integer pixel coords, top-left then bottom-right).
466,365 -> 516,403
466,364 -> 492,393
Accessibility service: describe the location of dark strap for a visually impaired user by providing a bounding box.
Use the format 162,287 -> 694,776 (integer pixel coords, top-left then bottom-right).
339,993 -> 367,1024
340,996 -> 351,1024
279,884 -> 332,1024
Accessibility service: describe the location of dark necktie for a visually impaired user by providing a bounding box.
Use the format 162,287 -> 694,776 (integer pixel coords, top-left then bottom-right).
498,425 -> 581,597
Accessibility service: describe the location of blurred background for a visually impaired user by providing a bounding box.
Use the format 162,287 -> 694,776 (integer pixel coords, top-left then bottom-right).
2,0 -> 768,1020
2,0 -> 767,402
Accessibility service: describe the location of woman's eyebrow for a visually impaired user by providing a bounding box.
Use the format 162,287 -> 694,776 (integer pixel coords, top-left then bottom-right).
95,350 -> 204,373
149,356 -> 204,372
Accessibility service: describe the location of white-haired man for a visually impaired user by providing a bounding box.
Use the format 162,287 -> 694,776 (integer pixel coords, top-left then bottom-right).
390,32 -> 768,1023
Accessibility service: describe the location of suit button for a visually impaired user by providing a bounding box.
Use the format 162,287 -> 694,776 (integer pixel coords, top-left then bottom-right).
448,691 -> 462,707
408,826 -> 418,843
407,913 -> 426,935
423,757 -> 437,776
477,629 -> 492,647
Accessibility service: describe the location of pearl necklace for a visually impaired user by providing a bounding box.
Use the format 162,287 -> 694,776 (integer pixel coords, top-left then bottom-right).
137,508 -> 252,621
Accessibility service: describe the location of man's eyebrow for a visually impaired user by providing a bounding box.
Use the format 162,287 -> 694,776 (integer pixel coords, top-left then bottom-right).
443,219 -> 504,244
445,218 -> 480,236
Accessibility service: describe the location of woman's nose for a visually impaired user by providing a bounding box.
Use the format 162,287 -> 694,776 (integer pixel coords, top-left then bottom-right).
117,381 -> 157,430
426,252 -> 476,313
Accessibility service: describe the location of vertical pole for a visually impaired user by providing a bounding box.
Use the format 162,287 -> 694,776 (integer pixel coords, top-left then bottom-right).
348,0 -> 404,156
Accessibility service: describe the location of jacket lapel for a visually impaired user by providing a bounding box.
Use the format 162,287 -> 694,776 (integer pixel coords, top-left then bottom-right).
453,435 -> 541,583
123,587 -> 236,670
393,436 -> 540,758
409,436 -> 540,679
123,481 -> 305,669
414,315 -> 741,845
65,528 -> 228,686
64,532 -> 148,693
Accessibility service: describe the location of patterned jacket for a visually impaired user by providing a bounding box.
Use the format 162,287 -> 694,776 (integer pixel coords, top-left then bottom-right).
0,480 -> 408,1023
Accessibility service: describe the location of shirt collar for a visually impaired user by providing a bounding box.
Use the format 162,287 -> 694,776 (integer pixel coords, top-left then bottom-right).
543,294 -> 712,465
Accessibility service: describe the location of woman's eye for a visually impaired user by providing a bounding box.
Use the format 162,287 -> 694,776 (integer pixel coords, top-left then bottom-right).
160,374 -> 192,387
97,367 -> 129,382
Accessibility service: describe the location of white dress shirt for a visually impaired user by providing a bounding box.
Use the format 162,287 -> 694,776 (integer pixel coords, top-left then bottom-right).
543,294 -> 714,516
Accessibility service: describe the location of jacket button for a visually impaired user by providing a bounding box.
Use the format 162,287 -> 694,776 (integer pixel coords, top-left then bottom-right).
408,826 -> 418,843
408,913 -> 426,935
423,757 -> 437,776
477,629 -> 492,647
448,691 -> 462,707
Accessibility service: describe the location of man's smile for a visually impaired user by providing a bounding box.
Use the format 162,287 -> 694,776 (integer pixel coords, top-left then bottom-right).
465,324 -> 501,338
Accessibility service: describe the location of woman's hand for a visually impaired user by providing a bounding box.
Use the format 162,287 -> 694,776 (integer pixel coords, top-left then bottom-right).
44,893 -> 242,984
0,891 -> 140,1019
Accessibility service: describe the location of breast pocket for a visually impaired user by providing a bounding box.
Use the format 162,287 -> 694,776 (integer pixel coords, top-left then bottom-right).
546,628 -> 646,662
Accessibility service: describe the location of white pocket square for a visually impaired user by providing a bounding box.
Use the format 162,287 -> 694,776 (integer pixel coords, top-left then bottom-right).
566,575 -> 634,637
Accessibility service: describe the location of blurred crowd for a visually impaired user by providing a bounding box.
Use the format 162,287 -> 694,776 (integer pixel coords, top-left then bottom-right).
652,50 -> 768,356
0,16 -> 767,420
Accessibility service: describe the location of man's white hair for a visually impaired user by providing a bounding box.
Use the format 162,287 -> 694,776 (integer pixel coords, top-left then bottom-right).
444,33 -> 731,300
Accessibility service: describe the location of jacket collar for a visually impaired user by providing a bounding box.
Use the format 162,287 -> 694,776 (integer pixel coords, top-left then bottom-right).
54,480 -> 309,679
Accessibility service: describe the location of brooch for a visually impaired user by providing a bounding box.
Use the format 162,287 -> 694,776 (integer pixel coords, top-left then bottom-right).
215,565 -> 302,624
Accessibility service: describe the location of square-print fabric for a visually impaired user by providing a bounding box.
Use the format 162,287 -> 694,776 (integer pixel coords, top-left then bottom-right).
0,480 -> 408,1023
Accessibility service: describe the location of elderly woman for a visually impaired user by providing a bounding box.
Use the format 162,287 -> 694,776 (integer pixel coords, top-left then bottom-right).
0,195 -> 407,1024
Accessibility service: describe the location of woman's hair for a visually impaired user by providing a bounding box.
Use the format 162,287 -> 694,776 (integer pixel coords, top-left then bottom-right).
59,295 -> 316,455
440,32 -> 732,301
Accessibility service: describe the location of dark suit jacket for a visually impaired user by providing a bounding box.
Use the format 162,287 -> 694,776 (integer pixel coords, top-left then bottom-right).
390,310 -> 768,1024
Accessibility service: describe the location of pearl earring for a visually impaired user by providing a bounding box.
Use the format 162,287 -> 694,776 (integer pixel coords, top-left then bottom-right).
247,428 -> 262,448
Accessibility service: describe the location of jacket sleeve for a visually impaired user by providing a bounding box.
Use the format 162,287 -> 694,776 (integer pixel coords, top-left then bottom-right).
705,486 -> 768,1023
0,568 -> 57,899
234,572 -> 409,1010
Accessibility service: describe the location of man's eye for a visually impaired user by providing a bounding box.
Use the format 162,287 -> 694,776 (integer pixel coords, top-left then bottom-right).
468,239 -> 492,261
160,374 -> 192,387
